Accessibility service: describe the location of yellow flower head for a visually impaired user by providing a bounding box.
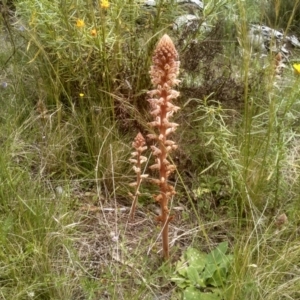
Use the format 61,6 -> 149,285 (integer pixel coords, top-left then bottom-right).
90,28 -> 97,37
76,19 -> 85,28
79,93 -> 84,97
293,63 -> 300,75
100,0 -> 110,9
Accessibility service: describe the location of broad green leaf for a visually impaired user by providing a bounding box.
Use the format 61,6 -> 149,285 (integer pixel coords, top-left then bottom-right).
207,266 -> 227,287
202,242 -> 232,283
183,288 -> 222,300
202,263 -> 218,281
198,291 -> 222,300
206,242 -> 228,266
185,247 -> 206,272
186,266 -> 201,285
183,287 -> 202,300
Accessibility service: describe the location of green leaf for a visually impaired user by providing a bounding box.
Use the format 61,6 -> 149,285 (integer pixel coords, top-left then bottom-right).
185,247 -> 206,272
202,263 -> 217,281
183,287 -> 202,300
186,266 -> 201,285
183,288 -> 222,300
177,280 -> 190,289
206,242 -> 228,266
202,242 -> 232,283
171,275 -> 190,289
207,266 -> 227,287
175,257 -> 188,277
174,243 -> 232,294
198,291 -> 222,300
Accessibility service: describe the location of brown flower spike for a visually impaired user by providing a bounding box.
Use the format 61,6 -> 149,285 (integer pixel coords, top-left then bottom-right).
148,34 -> 180,259
129,132 -> 148,220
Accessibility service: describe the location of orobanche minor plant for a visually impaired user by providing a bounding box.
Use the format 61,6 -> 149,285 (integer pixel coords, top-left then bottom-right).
147,34 -> 180,260
129,132 -> 148,220
129,34 -> 180,260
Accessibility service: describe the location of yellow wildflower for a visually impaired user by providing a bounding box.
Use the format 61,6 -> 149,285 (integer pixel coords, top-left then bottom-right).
76,19 -> 85,28
79,93 -> 84,97
90,28 -> 97,37
100,0 -> 110,9
293,63 -> 300,75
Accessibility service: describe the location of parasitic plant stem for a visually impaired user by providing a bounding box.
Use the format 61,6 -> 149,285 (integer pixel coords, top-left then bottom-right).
147,34 -> 180,260
129,132 -> 148,220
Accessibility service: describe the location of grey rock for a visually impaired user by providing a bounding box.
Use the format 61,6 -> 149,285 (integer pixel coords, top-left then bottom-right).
143,0 -> 204,9
173,14 -> 199,31
173,14 -> 210,33
249,24 -> 300,55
